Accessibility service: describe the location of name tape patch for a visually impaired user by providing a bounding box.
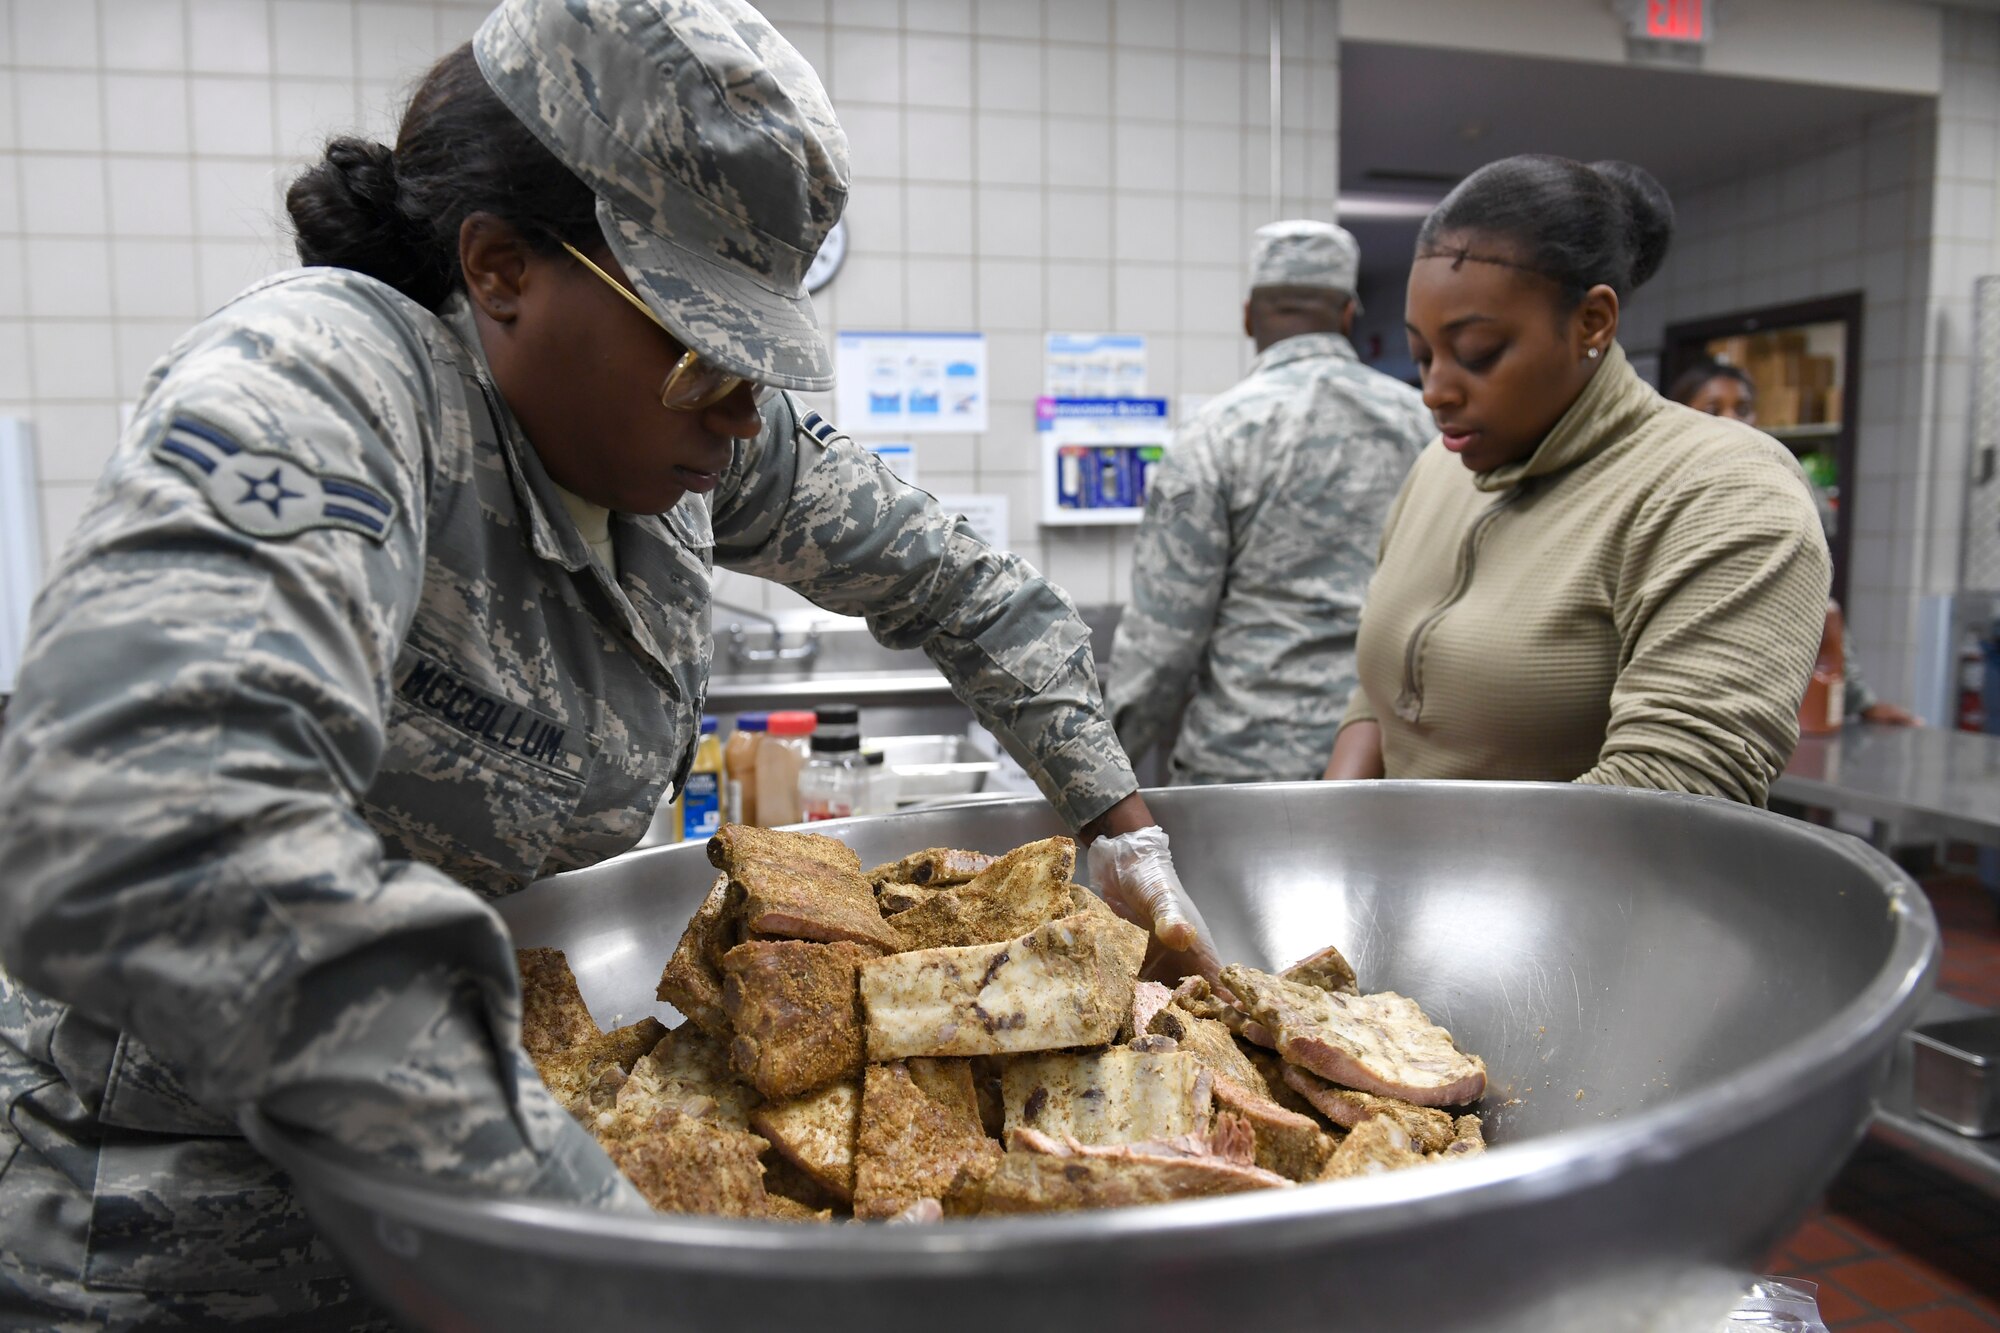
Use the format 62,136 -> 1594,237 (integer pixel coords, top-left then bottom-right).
395,651 -> 591,777
153,416 -> 398,543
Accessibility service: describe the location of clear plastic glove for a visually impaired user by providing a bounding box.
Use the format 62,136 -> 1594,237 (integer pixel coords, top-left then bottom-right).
1085,826 -> 1221,982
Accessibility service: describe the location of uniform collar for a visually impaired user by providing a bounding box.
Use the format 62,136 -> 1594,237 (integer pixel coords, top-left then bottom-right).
1248,330 -> 1358,376
1470,342 -> 1660,494
436,297 -> 710,680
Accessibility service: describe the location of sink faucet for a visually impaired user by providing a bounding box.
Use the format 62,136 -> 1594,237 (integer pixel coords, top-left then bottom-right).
712,599 -> 820,669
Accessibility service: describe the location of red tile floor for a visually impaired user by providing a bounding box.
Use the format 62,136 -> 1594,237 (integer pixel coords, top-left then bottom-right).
1763,871 -> 2000,1328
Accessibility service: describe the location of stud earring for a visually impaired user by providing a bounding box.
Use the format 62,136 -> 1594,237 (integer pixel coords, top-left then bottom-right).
1587,347 -> 1601,360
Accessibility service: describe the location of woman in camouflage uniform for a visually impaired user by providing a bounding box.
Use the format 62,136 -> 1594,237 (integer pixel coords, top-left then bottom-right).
0,2 -> 1201,1325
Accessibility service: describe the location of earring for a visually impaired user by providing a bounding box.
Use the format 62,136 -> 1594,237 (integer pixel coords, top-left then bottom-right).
1587,347 -> 1601,360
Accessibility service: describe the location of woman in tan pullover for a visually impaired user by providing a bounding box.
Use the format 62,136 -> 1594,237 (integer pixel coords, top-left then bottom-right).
1324,156 -> 1829,804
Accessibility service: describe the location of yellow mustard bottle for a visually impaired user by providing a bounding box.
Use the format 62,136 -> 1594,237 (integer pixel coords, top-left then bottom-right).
680,716 -> 724,841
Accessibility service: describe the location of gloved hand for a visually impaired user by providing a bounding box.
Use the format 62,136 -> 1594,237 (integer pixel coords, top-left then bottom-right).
1084,826 -> 1221,983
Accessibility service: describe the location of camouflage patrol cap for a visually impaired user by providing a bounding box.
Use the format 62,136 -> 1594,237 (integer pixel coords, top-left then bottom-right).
475,0 -> 848,392
1250,220 -> 1361,301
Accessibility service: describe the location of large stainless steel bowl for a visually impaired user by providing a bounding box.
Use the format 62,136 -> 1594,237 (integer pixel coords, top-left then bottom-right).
245,782 -> 1937,1333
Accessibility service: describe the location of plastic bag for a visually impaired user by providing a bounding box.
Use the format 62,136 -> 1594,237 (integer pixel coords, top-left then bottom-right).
1718,1277 -> 1828,1332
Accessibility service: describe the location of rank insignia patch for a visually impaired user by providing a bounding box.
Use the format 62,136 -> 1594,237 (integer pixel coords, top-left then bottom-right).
153,416 -> 398,543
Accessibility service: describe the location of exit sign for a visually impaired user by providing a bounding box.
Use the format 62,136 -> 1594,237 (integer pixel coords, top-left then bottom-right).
1644,0 -> 1704,41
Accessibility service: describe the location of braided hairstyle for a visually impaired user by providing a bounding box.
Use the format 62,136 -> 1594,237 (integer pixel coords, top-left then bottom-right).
284,43 -> 599,311
1416,155 -> 1675,307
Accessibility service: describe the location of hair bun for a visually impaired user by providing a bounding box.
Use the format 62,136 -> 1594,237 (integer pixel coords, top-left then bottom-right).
286,136 -> 450,308
1590,159 -> 1674,292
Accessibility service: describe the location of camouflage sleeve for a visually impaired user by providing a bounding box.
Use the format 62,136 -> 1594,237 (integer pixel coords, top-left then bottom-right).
711,394 -> 1137,829
0,275 -> 642,1212
1104,418 -> 1229,763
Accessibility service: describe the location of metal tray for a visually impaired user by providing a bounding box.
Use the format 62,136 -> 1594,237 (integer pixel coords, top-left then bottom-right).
1910,1014 -> 2000,1137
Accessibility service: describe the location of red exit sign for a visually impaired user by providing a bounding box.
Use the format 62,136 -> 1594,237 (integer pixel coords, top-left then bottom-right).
1645,0 -> 1705,41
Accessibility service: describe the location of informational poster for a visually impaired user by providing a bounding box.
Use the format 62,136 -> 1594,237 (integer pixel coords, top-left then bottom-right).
1035,397 -> 1171,527
935,493 -> 1009,552
835,331 -> 988,434
864,442 -> 917,485
1043,333 -> 1147,399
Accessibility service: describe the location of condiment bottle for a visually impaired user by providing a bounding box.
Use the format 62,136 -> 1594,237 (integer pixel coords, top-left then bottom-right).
800,703 -> 867,822
860,749 -> 898,815
681,716 -> 724,841
756,710 -> 816,826
1798,599 -> 1846,737
724,713 -> 767,827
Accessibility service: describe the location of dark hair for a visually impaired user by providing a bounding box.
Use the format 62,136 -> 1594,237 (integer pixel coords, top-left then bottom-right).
285,44 -> 599,311
1416,155 -> 1675,306
1667,358 -> 1756,406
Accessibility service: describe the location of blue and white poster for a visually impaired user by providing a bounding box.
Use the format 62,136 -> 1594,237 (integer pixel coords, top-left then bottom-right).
835,331 -> 988,434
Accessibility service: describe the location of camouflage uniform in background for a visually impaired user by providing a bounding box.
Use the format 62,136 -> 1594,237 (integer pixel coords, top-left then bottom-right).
0,1 -> 1136,1327
1107,221 -> 1431,785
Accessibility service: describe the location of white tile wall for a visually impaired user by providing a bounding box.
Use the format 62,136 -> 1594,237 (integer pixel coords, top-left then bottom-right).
2,0 -> 1338,619
2,0 -> 517,563
1628,15 -> 2000,709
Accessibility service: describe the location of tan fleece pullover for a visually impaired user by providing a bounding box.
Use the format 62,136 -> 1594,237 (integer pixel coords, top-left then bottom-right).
1342,344 -> 1830,805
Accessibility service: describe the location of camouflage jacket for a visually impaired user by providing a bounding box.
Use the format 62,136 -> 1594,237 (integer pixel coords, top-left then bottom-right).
1106,333 -> 1430,783
0,268 -> 1132,1312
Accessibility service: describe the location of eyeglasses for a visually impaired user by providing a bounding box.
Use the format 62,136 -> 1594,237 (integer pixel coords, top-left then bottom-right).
560,241 -> 758,413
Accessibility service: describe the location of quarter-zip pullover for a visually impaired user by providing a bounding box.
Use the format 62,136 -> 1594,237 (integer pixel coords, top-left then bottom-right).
1341,343 -> 1830,804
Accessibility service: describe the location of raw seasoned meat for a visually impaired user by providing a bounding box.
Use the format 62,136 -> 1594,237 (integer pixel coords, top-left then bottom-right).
859,911 -> 1145,1060
751,1078 -> 860,1201
1001,1048 -> 1212,1145
611,1024 -> 759,1132
1440,1114 -> 1485,1158
531,1017 -> 667,1117
1283,943 -> 1359,996
1129,980 -> 1173,1042
720,938 -> 870,1098
517,947 -> 601,1055
867,848 -> 998,889
653,872 -> 739,1036
1282,1066 -> 1457,1153
1222,965 -> 1487,1108
1318,1115 -> 1427,1181
906,1057 -> 982,1124
708,825 -> 901,953
888,837 -> 1075,951
853,1062 -> 1001,1220
595,1109 -> 774,1217
975,1126 -> 1290,1213
1211,1074 -> 1336,1182
1147,1000 -> 1271,1098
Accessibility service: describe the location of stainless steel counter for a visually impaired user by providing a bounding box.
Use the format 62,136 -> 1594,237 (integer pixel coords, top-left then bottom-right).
1773,724 -> 2000,847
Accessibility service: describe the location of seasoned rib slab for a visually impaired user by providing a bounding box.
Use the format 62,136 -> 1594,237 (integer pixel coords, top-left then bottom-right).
1148,1001 -> 1271,1098
977,1127 -> 1290,1214
517,947 -> 600,1056
853,1062 -> 1001,1220
1283,943 -> 1359,996
866,848 -> 997,889
531,1018 -> 667,1118
1222,965 -> 1487,1108
612,1025 -> 758,1132
889,836 -> 1075,951
751,1078 -> 860,1201
655,872 -> 738,1036
1001,1049 -> 1212,1146
1129,980 -> 1173,1042
596,1110 -> 773,1217
1212,1074 -> 1335,1182
708,824 -> 901,953
1282,1065 -> 1456,1152
1442,1114 -> 1485,1158
859,911 -> 1145,1060
1318,1116 -> 1426,1181
720,939 -> 869,1099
